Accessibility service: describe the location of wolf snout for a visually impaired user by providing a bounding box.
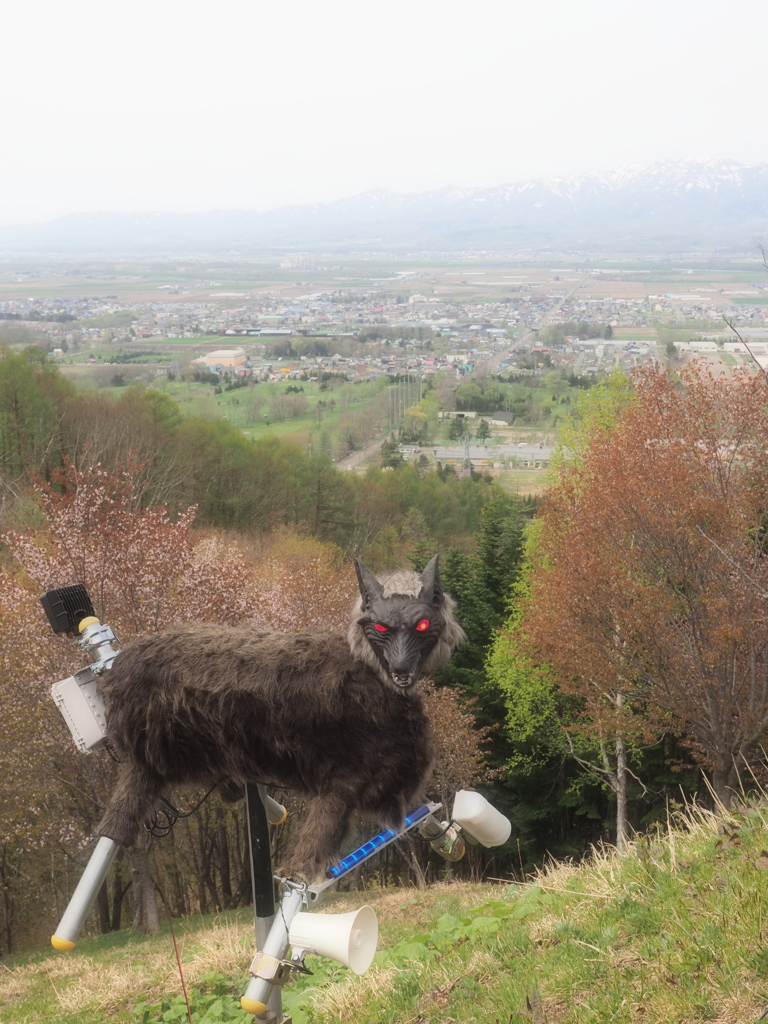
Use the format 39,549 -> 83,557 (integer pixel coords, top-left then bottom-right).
388,649 -> 419,688
391,670 -> 416,688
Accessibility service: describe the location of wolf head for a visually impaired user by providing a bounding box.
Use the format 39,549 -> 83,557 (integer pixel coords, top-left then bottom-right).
348,554 -> 466,692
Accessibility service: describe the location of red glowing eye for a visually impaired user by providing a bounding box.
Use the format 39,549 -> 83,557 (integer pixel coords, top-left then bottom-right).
415,619 -> 430,632
373,623 -> 388,633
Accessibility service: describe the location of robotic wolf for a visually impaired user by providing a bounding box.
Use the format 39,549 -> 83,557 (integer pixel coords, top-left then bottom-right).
96,555 -> 465,881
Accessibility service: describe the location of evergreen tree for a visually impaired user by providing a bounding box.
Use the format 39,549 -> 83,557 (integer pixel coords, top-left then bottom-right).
475,419 -> 491,444
436,493 -> 531,729
447,417 -> 467,441
380,435 -> 404,468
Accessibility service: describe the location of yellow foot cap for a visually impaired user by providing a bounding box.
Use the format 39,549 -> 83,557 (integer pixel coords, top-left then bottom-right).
240,996 -> 267,1015
268,804 -> 288,825
51,935 -> 75,952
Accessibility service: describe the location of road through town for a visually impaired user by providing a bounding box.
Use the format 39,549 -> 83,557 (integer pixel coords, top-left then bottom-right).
475,272 -> 590,377
337,275 -> 588,471
336,435 -> 386,471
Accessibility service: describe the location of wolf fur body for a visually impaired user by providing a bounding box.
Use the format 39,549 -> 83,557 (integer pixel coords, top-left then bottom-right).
96,556 -> 464,880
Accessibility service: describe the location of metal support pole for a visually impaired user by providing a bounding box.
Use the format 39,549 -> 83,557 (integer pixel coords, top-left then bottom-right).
51,836 -> 118,950
244,783 -> 287,1022
241,885 -> 304,1017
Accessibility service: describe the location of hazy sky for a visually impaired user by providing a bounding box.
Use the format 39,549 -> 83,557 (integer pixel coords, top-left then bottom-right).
2,0 -> 766,226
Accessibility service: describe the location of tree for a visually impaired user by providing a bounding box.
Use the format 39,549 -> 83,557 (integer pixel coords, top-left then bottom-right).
475,419 -> 491,444
293,453 -> 355,545
1,459 -> 261,943
549,367 -> 634,477
486,567 -> 613,861
510,368 -> 641,851
437,493 -> 530,725
248,532 -> 355,632
380,435 -> 404,469
0,573 -> 57,953
61,386 -> 183,506
524,361 -> 768,810
0,347 -> 73,480
447,417 -> 467,442
420,679 -> 495,807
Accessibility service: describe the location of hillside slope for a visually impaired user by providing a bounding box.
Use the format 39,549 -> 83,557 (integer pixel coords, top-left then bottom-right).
2,801 -> 768,1023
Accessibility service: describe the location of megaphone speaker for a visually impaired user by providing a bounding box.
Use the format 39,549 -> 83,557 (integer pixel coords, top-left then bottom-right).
452,790 -> 512,847
288,905 -> 378,975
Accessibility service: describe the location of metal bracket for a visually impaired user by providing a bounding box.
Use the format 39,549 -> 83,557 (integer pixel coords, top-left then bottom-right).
249,949 -> 313,986
249,951 -> 291,986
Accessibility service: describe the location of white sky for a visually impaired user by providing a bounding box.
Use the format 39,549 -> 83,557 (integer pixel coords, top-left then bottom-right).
2,0 -> 766,226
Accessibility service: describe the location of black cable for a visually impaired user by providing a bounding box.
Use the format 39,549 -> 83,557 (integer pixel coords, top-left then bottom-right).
144,778 -> 229,837
143,777 -> 289,837
414,819 -> 455,843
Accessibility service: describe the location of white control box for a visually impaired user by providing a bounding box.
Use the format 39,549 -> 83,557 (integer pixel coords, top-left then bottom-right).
51,667 -> 108,753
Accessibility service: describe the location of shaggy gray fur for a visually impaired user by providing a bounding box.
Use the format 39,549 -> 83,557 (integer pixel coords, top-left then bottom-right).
96,555 -> 464,881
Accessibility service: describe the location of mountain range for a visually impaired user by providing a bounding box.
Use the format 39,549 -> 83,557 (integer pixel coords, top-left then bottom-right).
2,160 -> 767,254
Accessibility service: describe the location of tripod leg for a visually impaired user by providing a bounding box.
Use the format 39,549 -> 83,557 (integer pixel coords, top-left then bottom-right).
51,836 -> 119,951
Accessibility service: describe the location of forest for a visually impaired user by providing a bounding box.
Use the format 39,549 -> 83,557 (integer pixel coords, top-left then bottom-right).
1,346 -> 767,961
0,346 -> 525,953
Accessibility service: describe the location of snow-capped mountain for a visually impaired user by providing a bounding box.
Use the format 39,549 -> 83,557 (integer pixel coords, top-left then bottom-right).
2,160 -> 767,253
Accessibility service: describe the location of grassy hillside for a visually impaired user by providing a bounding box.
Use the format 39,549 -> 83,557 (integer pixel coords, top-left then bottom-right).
4,798 -> 768,1023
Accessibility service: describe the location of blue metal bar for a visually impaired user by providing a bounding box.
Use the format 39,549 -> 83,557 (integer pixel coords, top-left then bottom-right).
323,803 -> 439,881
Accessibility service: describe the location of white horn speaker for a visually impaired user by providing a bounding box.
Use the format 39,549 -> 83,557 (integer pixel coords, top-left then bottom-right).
452,790 -> 512,848
288,905 -> 378,975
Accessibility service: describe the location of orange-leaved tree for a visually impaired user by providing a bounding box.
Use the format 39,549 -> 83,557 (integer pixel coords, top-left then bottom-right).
490,371 -> 640,852
524,360 -> 768,815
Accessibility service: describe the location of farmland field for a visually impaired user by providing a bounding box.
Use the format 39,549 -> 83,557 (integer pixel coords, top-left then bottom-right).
4,251 -> 768,475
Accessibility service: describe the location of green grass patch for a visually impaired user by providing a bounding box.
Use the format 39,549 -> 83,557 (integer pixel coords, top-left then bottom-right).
303,801 -> 768,1024
0,887 -> 494,1024
149,377 -> 386,441
612,327 -> 657,340
7,804 -> 768,1023
497,469 -> 550,496
129,336 -> 226,347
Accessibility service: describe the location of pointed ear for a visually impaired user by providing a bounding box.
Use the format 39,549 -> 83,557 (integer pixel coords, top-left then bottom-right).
354,559 -> 384,610
418,554 -> 444,605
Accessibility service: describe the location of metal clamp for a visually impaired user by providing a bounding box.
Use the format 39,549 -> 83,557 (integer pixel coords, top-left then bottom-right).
77,620 -> 121,674
249,952 -> 291,986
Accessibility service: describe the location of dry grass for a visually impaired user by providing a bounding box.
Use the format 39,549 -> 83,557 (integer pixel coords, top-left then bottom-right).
311,964 -> 398,1019
180,915 -> 254,977
0,914 -> 257,1021
0,885 -> 501,1023
6,801 -> 768,1024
